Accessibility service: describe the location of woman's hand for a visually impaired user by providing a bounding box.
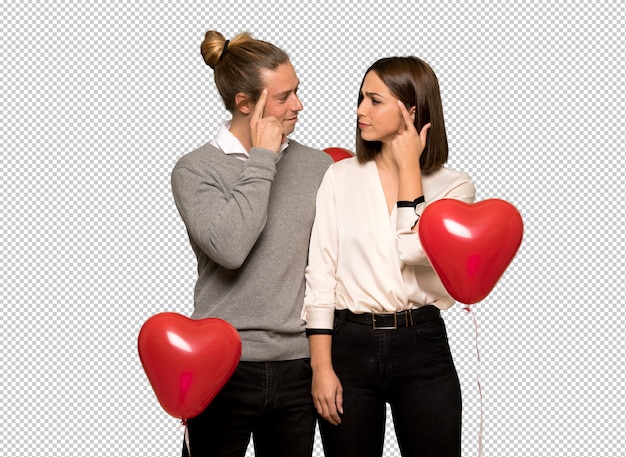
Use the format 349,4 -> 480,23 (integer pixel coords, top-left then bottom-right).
249,89 -> 284,153
312,367 -> 344,425
391,101 -> 431,170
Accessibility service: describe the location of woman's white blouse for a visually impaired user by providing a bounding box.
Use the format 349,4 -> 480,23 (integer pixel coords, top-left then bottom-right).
302,157 -> 476,331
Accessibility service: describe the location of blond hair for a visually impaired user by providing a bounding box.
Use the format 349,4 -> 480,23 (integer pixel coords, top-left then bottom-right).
200,30 -> 290,112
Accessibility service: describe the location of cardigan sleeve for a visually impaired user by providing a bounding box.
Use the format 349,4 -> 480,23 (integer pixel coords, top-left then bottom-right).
171,148 -> 279,270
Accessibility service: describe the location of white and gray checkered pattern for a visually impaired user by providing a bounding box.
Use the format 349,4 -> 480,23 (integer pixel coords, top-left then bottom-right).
2,1 -> 625,456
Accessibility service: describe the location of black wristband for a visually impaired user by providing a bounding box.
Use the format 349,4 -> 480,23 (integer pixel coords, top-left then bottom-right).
305,328 -> 333,337
397,196 -> 425,208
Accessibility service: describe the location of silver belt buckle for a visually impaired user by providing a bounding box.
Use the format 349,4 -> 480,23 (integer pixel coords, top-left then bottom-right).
372,313 -> 397,330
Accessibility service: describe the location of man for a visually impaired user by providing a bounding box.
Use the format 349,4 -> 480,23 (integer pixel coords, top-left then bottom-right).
171,30 -> 333,456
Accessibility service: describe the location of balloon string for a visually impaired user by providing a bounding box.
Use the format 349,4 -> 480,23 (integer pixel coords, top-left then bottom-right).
464,306 -> 484,457
182,419 -> 191,456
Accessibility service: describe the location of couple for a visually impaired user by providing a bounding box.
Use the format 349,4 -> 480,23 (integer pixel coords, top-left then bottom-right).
171,30 -> 476,457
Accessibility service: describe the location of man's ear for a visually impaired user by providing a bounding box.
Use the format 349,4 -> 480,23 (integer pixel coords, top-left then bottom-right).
235,93 -> 252,115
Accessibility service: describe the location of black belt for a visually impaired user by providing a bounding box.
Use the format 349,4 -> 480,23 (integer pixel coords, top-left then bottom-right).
336,305 -> 440,330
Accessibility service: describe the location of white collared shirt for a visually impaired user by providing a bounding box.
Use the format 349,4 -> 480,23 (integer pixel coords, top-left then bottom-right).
210,120 -> 288,160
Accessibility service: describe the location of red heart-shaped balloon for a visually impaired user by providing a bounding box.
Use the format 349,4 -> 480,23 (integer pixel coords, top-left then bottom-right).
323,147 -> 353,162
138,313 -> 241,420
418,199 -> 523,304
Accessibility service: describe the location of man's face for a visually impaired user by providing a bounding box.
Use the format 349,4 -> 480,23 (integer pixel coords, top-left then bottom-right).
259,62 -> 303,138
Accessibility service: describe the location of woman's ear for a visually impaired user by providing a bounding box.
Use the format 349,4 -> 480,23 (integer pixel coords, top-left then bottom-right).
410,106 -> 416,122
235,93 -> 253,115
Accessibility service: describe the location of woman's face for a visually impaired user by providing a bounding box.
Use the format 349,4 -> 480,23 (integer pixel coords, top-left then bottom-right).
357,71 -> 405,145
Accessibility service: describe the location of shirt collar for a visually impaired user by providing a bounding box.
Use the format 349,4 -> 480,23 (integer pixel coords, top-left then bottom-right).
211,120 -> 289,161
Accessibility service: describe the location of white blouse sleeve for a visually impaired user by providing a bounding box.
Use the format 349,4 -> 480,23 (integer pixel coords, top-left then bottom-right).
396,175 -> 476,266
301,169 -> 338,330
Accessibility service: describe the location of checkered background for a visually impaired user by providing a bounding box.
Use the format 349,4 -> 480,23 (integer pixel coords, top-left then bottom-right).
2,1 -> 625,456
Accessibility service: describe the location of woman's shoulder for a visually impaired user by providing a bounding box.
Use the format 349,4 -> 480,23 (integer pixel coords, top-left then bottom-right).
328,156 -> 366,174
319,158 -> 374,194
422,166 -> 475,198
425,165 -> 472,184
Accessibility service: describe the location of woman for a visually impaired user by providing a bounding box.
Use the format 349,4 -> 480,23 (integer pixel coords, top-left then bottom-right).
172,30 -> 332,456
302,56 -> 476,457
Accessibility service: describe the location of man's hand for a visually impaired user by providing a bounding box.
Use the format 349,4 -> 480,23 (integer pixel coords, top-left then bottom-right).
250,89 -> 284,153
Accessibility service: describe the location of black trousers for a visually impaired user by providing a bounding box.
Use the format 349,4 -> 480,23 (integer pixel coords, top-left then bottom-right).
182,358 -> 316,457
319,307 -> 462,457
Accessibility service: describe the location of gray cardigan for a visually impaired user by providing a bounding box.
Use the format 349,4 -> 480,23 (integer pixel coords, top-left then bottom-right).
171,140 -> 333,361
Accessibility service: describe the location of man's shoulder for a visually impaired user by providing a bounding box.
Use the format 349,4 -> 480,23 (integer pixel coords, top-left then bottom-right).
176,141 -> 221,162
286,140 -> 334,165
173,142 -> 222,171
